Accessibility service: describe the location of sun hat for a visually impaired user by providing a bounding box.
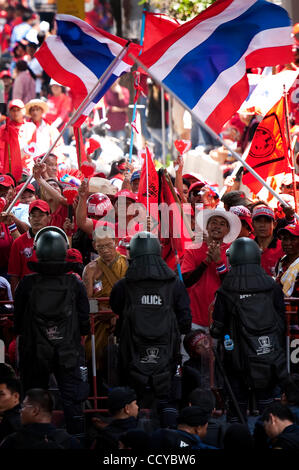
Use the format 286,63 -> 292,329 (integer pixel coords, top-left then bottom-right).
196,208 -> 241,244
25,99 -> 48,115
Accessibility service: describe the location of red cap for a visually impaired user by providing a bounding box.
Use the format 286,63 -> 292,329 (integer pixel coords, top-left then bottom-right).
16,182 -> 36,193
115,190 -> 138,201
0,70 -> 11,79
0,174 -> 15,187
278,223 -> 299,238
29,199 -> 50,214
188,181 -> 205,193
66,248 -> 83,264
8,99 -> 24,110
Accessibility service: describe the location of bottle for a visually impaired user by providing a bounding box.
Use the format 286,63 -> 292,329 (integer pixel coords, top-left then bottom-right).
173,364 -> 182,400
93,280 -> 102,295
79,366 -> 88,382
224,334 -> 234,351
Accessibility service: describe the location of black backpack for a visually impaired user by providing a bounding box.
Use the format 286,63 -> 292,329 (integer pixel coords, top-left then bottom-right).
221,289 -> 287,389
25,274 -> 80,370
119,279 -> 180,396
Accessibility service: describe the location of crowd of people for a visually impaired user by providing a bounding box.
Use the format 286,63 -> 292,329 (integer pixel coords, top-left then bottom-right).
0,1 -> 299,454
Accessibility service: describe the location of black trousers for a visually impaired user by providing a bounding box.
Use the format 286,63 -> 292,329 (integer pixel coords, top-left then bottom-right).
225,372 -> 278,423
20,348 -> 89,437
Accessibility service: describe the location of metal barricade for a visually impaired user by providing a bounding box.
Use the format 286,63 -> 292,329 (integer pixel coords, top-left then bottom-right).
285,297 -> 299,373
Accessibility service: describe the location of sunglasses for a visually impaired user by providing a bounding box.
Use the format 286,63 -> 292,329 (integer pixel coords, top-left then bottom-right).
190,190 -> 203,197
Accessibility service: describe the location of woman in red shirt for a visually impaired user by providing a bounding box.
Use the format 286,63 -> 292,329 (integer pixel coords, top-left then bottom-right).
44,80 -> 72,133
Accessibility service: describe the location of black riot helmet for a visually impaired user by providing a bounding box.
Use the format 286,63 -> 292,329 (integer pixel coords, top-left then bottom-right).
129,231 -> 161,259
34,226 -> 69,263
226,237 -> 261,267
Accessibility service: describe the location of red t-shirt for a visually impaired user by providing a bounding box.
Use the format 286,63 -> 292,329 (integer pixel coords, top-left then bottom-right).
8,231 -> 37,278
50,204 -> 69,230
0,223 -> 13,271
181,242 -> 230,327
45,94 -> 72,126
256,237 -> 284,277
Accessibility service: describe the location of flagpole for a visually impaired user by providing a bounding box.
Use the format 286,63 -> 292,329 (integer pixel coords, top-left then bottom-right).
128,10 -> 146,164
283,85 -> 298,214
130,54 -> 299,222
6,41 -> 131,215
145,147 -> 149,217
161,88 -> 166,165
7,142 -> 12,174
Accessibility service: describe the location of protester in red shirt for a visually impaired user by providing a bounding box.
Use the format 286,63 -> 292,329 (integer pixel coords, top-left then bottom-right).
44,79 -> 72,131
229,205 -> 254,239
33,161 -> 73,231
182,209 -> 241,329
0,174 -> 18,277
104,79 -> 129,143
252,205 -> 284,277
8,199 -> 50,296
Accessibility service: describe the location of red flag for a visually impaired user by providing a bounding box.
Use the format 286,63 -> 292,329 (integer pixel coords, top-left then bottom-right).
0,118 -> 22,181
242,97 -> 289,194
159,169 -> 193,269
142,12 -> 180,53
138,147 -> 159,212
138,12 -> 180,76
74,126 -> 88,168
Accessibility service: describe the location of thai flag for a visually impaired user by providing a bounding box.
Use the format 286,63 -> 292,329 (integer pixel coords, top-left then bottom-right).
138,0 -> 294,134
35,15 -> 141,125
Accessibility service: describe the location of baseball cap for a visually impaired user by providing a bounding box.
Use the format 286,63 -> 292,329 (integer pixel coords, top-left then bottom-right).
188,181 -> 205,193
252,206 -> 275,220
29,199 -> 50,214
0,175 -> 15,187
0,70 -> 11,79
66,248 -> 83,263
229,205 -> 254,232
16,182 -> 36,193
182,171 -> 204,182
107,387 -> 137,413
278,223 -> 299,238
115,189 -> 138,201
8,99 -> 24,110
177,406 -> 210,427
130,170 -> 141,182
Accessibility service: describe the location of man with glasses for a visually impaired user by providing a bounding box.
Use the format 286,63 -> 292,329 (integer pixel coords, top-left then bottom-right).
0,388 -> 81,449
8,199 -> 50,296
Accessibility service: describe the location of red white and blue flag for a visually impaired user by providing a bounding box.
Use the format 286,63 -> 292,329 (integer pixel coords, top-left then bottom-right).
35,15 -> 141,125
138,0 -> 293,134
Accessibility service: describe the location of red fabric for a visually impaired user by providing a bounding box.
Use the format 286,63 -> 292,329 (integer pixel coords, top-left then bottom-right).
142,12 -> 180,53
260,239 -> 284,277
50,204 -> 69,230
181,242 -> 230,326
0,118 -> 22,181
0,23 -> 12,53
159,170 -> 193,266
242,97 -> 289,194
0,222 -> 13,270
44,93 -> 72,126
74,126 -> 88,167
8,231 -> 37,278
138,147 -> 159,213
